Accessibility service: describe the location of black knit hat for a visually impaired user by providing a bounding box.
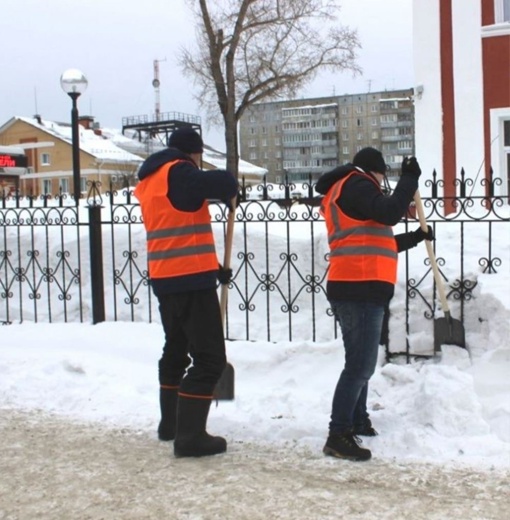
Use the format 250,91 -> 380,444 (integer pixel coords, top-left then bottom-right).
352,147 -> 387,174
167,128 -> 204,154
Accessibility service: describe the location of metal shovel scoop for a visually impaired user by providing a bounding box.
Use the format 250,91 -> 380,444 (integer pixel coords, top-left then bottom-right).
414,191 -> 466,353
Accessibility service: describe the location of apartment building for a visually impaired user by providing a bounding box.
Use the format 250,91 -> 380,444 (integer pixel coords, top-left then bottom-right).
239,89 -> 414,183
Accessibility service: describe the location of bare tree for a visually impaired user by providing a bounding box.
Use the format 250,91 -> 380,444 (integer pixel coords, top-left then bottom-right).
181,0 -> 360,176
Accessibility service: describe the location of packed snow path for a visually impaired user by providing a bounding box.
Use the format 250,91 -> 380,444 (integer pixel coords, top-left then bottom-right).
1,410 -> 507,520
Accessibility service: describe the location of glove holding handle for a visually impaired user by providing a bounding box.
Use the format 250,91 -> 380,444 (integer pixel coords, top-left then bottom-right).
217,264 -> 233,285
412,225 -> 434,244
414,190 -> 449,313
401,156 -> 422,180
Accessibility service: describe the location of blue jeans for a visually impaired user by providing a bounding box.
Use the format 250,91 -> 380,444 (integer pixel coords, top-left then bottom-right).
329,300 -> 385,434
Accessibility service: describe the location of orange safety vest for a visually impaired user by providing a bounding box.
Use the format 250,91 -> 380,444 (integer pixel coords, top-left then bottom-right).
320,171 -> 398,284
134,160 -> 218,279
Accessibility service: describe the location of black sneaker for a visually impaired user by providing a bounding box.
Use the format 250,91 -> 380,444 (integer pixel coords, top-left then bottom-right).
323,431 -> 372,461
353,419 -> 378,437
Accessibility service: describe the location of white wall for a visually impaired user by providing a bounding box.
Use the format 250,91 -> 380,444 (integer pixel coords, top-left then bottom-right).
413,0 -> 443,195
413,0 -> 486,197
452,0 -> 485,196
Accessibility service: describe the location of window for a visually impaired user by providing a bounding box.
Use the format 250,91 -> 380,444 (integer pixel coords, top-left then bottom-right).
343,146 -> 349,155
398,141 -> 412,150
504,120 -> 510,146
249,152 -> 257,160
381,114 -> 398,123
80,177 -> 88,193
496,0 -> 510,22
59,178 -> 69,194
41,153 -> 50,165
262,139 -> 267,147
42,179 -> 52,194
274,138 -> 281,146
249,139 -> 256,148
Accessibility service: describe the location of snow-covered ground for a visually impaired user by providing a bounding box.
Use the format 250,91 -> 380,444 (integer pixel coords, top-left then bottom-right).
0,198 -> 508,518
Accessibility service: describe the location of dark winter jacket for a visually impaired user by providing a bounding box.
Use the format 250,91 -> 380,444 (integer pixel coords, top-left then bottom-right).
315,164 -> 419,305
137,147 -> 238,295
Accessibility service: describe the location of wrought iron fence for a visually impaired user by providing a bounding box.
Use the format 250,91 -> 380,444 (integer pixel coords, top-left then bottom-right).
1,171 -> 508,361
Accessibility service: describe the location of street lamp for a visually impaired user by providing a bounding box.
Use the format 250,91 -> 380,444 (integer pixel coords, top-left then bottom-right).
60,69 -> 88,204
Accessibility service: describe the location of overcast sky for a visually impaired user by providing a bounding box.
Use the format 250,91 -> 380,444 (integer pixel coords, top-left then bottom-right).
1,0 -> 413,149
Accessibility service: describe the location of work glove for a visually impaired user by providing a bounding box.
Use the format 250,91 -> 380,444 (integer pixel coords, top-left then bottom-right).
223,192 -> 242,212
217,264 -> 233,285
401,156 -> 421,180
412,225 -> 434,244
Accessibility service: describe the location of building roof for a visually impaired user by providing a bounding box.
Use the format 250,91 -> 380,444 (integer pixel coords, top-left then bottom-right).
102,127 -> 267,179
203,144 -> 267,178
0,116 -> 267,179
0,144 -> 25,156
1,117 -> 145,164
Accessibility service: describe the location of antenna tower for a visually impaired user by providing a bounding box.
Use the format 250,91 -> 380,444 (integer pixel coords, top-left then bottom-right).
122,57 -> 200,146
153,58 -> 166,121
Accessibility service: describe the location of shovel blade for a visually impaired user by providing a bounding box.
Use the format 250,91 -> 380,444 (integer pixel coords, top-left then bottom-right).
213,362 -> 235,400
434,316 -> 466,353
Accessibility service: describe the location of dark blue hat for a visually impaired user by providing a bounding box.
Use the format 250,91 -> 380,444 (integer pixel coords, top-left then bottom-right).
353,147 -> 387,174
168,128 -> 204,154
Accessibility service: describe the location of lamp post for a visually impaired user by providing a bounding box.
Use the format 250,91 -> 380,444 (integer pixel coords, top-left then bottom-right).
60,69 -> 88,205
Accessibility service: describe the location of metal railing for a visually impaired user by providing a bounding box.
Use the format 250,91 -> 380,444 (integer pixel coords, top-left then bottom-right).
1,171 -> 508,361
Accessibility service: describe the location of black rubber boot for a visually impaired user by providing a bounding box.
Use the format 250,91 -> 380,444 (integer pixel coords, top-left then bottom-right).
158,386 -> 178,441
174,396 -> 227,457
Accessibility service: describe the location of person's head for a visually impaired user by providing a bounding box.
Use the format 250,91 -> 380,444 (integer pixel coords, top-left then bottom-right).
352,147 -> 387,183
167,127 -> 204,164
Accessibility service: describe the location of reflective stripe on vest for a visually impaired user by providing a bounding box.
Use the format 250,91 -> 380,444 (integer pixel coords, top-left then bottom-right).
320,171 -> 398,284
134,160 -> 218,279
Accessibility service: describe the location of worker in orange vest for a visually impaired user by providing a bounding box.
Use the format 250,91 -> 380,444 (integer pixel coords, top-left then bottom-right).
135,128 -> 238,457
316,147 -> 433,461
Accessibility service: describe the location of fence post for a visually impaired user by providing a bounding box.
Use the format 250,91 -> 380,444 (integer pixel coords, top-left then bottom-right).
88,204 -> 105,324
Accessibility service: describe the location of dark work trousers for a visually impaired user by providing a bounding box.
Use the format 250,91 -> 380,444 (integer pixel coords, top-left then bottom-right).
328,300 -> 385,433
157,288 -> 227,397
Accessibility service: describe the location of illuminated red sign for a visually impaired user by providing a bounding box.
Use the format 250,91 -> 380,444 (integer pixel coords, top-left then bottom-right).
0,154 -> 28,168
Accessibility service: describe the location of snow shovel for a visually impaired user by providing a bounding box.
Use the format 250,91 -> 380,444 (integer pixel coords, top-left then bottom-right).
212,196 -> 237,400
414,191 -> 466,353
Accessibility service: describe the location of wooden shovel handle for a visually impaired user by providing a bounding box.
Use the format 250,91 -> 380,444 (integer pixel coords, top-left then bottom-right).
219,196 -> 237,328
413,190 -> 450,313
